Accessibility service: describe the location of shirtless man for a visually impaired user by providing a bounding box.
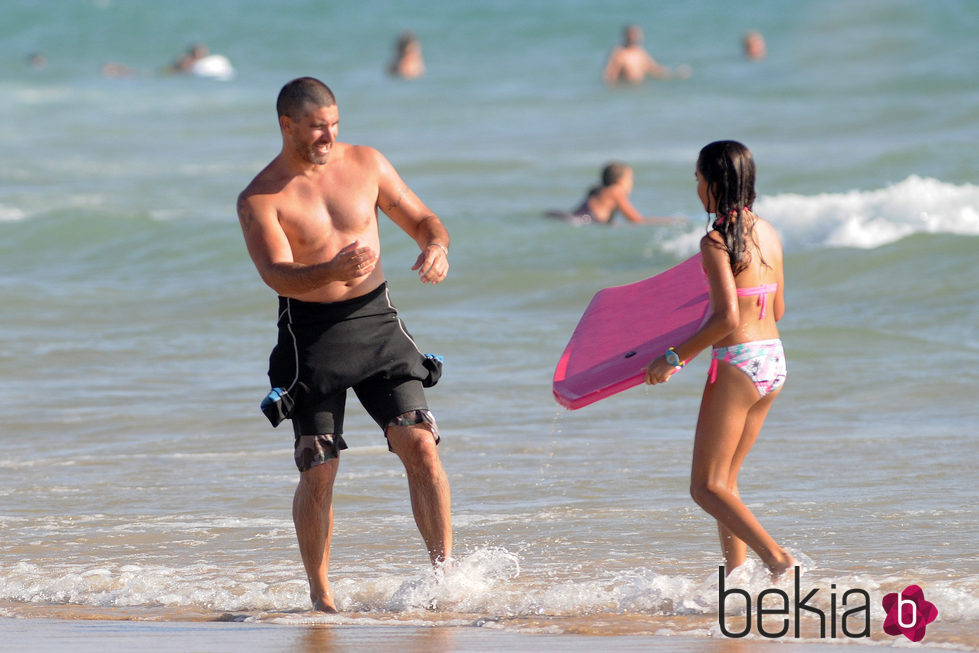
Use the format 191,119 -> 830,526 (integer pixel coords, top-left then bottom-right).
603,24 -> 673,84
237,77 -> 452,612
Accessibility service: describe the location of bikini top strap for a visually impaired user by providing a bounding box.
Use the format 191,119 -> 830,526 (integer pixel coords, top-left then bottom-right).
736,283 -> 777,319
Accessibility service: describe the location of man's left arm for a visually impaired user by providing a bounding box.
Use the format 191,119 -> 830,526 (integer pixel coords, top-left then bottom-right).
374,149 -> 450,285
644,52 -> 672,80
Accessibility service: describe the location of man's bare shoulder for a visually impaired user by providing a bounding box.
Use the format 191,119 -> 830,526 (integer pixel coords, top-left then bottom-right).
335,142 -> 385,168
606,46 -> 628,63
239,157 -> 291,201
329,144 -> 396,193
236,158 -> 292,230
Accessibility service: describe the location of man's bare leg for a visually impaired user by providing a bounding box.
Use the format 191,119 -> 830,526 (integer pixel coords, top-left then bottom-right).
293,458 -> 339,612
386,424 -> 452,564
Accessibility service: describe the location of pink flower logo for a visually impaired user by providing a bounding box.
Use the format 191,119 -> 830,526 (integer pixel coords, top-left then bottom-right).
882,585 -> 938,642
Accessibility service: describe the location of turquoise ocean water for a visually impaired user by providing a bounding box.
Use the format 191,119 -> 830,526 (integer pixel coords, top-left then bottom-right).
2,0 -> 978,648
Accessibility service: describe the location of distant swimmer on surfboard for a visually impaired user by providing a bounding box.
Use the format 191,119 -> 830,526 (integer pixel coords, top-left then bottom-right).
545,162 -> 684,226
165,43 -> 236,81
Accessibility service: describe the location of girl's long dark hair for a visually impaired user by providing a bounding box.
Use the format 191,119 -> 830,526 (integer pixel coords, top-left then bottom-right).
697,140 -> 761,276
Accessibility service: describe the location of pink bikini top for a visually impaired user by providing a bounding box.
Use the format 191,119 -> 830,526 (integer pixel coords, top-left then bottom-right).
700,264 -> 777,320
737,283 -> 777,319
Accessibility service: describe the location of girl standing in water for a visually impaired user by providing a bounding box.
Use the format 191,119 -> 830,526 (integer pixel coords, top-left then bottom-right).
644,140 -> 795,577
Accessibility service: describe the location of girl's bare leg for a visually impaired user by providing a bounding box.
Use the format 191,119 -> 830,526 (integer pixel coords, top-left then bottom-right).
691,362 -> 794,577
718,387 -> 776,571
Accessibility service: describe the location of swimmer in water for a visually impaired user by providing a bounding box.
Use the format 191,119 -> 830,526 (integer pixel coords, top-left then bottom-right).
547,162 -> 683,225
603,25 -> 687,84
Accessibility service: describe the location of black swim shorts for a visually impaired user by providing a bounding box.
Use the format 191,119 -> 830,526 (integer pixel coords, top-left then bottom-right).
266,283 -> 441,465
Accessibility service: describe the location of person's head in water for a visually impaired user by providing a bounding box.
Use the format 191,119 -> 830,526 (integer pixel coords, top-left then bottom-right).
396,31 -> 420,58
696,140 -> 759,274
623,24 -> 644,47
743,30 -> 767,60
601,162 -> 633,189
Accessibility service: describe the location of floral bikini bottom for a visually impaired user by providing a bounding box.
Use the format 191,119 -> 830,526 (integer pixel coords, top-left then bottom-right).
708,338 -> 787,397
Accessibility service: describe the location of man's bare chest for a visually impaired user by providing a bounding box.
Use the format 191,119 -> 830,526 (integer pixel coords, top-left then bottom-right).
280,178 -> 378,235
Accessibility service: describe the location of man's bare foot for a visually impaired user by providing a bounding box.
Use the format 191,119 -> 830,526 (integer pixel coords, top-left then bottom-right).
433,556 -> 457,576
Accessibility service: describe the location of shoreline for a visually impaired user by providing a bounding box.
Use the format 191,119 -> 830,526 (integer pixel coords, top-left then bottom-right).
1,618 -> 967,653
1,604 -> 972,652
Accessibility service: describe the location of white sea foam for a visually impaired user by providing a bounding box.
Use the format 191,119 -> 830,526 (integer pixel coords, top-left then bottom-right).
665,175 -> 979,256
762,175 -> 979,250
0,204 -> 27,222
3,550 -> 976,628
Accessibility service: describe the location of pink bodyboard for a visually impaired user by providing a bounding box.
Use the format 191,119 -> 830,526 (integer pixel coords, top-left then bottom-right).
553,254 -> 710,409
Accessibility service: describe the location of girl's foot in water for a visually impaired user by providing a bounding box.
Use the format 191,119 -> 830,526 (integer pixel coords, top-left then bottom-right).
311,590 -> 337,613
768,551 -> 797,580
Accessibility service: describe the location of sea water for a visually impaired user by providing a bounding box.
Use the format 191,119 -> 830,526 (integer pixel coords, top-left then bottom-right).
1,0 -> 978,647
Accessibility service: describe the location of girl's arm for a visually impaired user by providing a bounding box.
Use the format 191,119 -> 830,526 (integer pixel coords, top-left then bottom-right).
615,188 -> 686,225
614,188 -> 646,223
772,234 -> 786,322
644,234 -> 739,384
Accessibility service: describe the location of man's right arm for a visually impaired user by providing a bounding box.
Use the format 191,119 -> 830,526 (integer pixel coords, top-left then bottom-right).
602,48 -> 623,83
236,192 -> 375,296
